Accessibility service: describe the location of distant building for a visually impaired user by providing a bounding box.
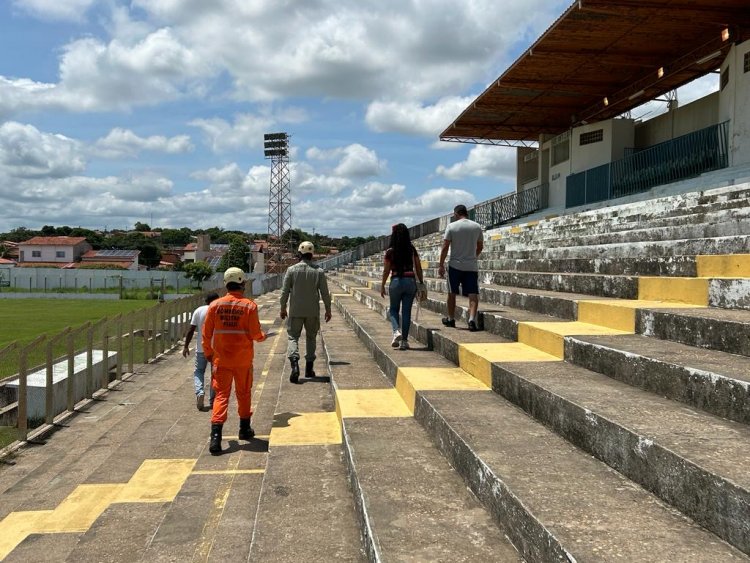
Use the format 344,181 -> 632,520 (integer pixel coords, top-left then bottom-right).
18,236 -> 92,264
79,249 -> 140,271
182,234 -> 229,270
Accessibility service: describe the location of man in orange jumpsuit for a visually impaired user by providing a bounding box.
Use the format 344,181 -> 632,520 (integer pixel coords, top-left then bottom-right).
203,267 -> 267,455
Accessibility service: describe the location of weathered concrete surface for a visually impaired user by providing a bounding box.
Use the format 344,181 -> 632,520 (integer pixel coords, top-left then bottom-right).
323,307 -> 522,562
567,333 -> 750,424
0,292 -> 365,562
333,293 -> 747,561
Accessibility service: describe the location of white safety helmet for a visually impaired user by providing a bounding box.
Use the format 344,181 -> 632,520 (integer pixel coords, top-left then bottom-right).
223,267 -> 246,285
298,241 -> 314,254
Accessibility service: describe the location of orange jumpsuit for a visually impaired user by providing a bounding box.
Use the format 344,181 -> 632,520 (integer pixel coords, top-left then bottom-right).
202,291 -> 266,424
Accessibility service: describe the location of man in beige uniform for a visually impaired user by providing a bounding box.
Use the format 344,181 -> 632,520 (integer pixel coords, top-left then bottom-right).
280,241 -> 332,383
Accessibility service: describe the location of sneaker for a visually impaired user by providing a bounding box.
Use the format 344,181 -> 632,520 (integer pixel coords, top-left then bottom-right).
399,340 -> 410,350
196,394 -> 204,411
441,317 -> 456,328
468,320 -> 478,332
391,330 -> 402,348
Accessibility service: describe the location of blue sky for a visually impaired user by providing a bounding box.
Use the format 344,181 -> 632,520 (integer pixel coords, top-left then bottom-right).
0,1 -> 717,237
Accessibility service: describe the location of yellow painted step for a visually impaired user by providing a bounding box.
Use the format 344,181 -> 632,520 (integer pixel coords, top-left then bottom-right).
518,322 -> 630,359
335,388 -> 412,420
638,277 -> 709,306
577,299 -> 705,332
395,367 -> 488,413
458,342 -> 560,386
269,412 -> 342,446
696,254 -> 750,278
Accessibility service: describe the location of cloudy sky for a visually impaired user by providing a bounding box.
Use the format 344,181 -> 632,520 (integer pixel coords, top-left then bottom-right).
0,1 -> 719,237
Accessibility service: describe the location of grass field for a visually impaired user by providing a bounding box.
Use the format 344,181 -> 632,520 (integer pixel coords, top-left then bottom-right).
0,299 -> 156,348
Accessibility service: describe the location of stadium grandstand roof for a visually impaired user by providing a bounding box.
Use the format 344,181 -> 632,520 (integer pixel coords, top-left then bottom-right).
440,0 -> 750,146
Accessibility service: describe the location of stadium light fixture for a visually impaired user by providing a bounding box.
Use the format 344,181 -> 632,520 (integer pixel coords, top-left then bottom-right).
603,97 -> 609,106
657,67 -> 664,79
721,28 -> 730,42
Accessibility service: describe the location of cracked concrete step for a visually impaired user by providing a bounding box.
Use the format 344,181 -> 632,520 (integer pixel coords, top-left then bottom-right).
321,309 -> 521,562
332,294 -> 747,562
565,333 -> 750,424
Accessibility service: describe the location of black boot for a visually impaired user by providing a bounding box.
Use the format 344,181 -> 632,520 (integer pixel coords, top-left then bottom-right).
239,417 -> 255,440
290,358 -> 300,384
305,361 -> 316,378
209,423 -> 223,455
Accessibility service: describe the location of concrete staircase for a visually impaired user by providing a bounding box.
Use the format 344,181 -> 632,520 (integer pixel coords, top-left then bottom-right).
325,181 -> 750,561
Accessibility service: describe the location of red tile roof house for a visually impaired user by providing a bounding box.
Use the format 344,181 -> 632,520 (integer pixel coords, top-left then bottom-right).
18,236 -> 92,265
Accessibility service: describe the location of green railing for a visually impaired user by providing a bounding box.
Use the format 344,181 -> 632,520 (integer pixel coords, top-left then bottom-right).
470,183 -> 549,229
566,121 -> 730,208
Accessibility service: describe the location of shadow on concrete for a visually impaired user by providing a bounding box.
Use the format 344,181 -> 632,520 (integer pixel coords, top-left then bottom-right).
224,438 -> 269,454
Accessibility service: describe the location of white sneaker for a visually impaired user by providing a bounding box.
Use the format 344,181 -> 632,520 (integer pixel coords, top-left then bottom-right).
399,340 -> 410,350
391,330 -> 402,348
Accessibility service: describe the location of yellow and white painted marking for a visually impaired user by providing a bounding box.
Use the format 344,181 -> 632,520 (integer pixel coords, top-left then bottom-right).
269,412 -> 342,446
395,367 -> 488,413
458,342 -> 560,385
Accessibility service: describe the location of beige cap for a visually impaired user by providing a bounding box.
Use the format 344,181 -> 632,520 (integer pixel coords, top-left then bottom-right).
223,267 -> 246,285
298,241 -> 314,254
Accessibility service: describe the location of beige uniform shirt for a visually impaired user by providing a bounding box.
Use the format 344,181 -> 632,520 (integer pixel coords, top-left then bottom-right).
280,260 -> 332,318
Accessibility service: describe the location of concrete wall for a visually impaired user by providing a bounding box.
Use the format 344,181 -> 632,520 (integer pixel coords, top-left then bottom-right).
720,40 -> 750,166
2,268 -> 193,292
516,147 -> 539,189
18,242 -> 91,264
636,91 -> 719,148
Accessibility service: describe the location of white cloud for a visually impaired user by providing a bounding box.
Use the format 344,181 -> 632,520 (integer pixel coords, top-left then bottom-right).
12,0 -> 97,22
0,121 -> 86,179
189,110 -> 306,154
306,144 -> 384,178
365,96 -> 475,137
92,128 -> 193,158
436,144 -> 516,181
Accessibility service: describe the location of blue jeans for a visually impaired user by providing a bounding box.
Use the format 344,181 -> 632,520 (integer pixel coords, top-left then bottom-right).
193,352 -> 215,403
388,277 -> 417,340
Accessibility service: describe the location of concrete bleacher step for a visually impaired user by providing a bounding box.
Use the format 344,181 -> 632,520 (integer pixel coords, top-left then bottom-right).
330,290 -> 747,561
321,309 -> 521,562
333,269 -> 750,358
566,333 -> 750,424
499,234 -> 750,261
330,277 -> 750,555
333,272 -> 750,419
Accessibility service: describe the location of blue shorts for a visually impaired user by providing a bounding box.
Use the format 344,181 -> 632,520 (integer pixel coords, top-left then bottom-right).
447,267 -> 479,296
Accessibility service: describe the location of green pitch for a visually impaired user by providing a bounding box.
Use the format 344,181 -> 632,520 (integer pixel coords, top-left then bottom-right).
0,299 -> 155,348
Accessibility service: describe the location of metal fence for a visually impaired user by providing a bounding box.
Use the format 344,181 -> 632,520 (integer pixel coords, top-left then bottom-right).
0,294 -> 204,448
469,183 -> 549,228
566,120 -> 730,208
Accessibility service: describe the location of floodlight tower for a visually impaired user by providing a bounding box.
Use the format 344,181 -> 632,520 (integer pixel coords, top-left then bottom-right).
264,132 -> 292,245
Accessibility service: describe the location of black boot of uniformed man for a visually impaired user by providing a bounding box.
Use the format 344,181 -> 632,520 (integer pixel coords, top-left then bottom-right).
290,358 -> 300,384
209,423 -> 223,455
305,361 -> 316,378
239,417 -> 254,440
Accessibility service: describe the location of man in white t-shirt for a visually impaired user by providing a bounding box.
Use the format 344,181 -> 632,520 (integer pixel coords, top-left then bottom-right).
183,292 -> 219,410
438,204 -> 484,331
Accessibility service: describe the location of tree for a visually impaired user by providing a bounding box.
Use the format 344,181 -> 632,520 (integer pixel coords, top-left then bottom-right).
217,234 -> 250,272
184,261 -> 214,286
134,221 -> 151,232
138,241 -> 161,269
